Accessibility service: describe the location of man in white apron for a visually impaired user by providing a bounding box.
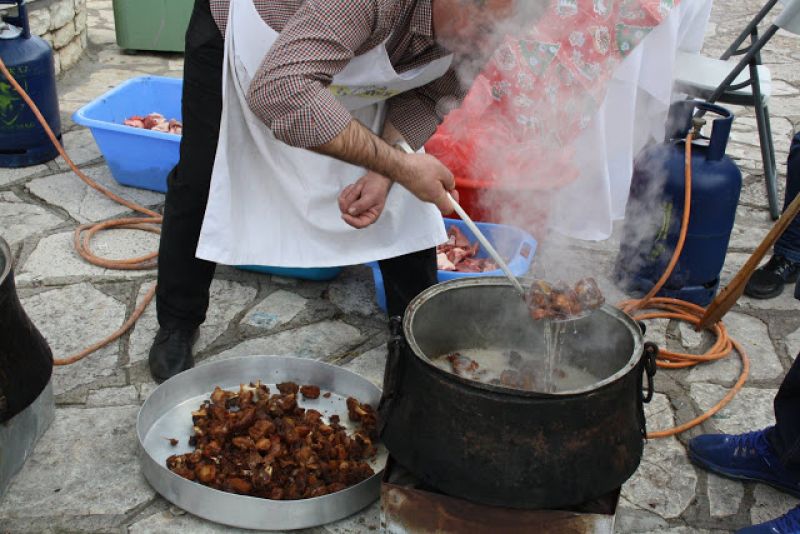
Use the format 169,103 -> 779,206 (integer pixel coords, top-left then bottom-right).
149,0 -> 539,382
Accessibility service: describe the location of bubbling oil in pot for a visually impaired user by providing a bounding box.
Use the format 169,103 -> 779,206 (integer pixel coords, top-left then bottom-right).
433,346 -> 599,393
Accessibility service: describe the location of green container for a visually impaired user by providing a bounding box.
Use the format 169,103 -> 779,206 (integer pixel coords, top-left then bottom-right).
112,0 -> 193,52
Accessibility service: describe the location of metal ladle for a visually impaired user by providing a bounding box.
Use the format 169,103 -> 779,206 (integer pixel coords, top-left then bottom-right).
396,141 -> 526,297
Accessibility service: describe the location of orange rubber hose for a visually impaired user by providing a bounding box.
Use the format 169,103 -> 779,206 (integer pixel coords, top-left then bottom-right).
618,132 -> 750,439
0,57 -> 160,366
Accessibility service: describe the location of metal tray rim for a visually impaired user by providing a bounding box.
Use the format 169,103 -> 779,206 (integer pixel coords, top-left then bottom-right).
137,354 -> 384,531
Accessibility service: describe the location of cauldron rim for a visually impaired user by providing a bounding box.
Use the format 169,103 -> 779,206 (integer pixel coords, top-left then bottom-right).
0,237 -> 11,288
402,277 -> 644,398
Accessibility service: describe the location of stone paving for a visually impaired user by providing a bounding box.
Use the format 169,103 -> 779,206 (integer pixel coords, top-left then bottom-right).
1,0 -> 799,532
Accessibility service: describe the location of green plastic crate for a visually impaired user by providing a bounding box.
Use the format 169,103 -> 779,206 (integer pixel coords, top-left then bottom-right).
112,0 -> 193,52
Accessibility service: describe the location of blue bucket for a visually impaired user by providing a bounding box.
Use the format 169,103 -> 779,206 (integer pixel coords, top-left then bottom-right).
368,218 -> 537,312
72,75 -> 182,193
236,265 -> 343,282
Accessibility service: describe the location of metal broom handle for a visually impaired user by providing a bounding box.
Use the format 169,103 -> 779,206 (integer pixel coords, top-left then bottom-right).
395,141 -> 527,297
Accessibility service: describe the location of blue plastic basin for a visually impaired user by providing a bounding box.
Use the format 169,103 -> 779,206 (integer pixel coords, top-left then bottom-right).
368,218 -> 537,312
236,265 -> 343,282
72,75 -> 182,193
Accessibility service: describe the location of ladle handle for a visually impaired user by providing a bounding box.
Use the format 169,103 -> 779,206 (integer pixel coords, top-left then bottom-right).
395,141 -> 527,297
446,194 -> 526,296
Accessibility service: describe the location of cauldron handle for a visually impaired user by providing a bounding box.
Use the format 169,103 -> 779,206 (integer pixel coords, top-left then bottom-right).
638,342 -> 659,437
378,316 -> 404,436
642,342 -> 658,403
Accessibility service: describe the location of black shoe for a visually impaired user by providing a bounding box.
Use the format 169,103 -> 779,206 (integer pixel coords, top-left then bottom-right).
148,327 -> 198,383
744,255 -> 800,299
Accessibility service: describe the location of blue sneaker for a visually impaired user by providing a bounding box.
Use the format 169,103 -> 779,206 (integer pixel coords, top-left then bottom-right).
688,428 -> 800,498
737,505 -> 800,533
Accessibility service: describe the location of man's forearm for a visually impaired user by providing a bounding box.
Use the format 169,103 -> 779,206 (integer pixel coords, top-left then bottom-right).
310,120 -> 407,184
313,118 -> 455,212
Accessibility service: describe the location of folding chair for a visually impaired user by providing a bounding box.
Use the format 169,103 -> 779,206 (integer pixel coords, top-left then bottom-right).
674,0 -> 800,220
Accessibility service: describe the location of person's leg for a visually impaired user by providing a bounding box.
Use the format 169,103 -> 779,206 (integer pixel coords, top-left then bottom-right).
156,0 -> 223,330
767,350 -> 800,476
378,248 -> 438,317
150,0 -> 223,381
694,354 -> 800,532
688,350 -> 800,498
774,132 -> 800,263
745,131 -> 800,299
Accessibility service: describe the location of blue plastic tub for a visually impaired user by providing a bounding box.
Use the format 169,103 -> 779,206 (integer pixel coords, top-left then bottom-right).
72,75 -> 182,193
369,218 -> 537,312
236,265 -> 343,282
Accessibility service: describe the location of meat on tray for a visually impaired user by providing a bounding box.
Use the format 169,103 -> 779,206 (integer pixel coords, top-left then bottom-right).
299,385 -> 321,399
437,225 -> 499,273
166,381 -> 378,500
124,112 -> 182,135
527,278 -> 605,321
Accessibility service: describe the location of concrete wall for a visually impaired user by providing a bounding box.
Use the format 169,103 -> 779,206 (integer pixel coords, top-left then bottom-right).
4,0 -> 88,75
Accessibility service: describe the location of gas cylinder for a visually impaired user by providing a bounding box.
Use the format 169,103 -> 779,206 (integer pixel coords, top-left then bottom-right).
613,101 -> 742,307
0,0 -> 61,167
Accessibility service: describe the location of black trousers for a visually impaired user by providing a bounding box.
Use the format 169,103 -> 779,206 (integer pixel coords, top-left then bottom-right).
768,351 -> 800,474
156,0 -> 436,330
773,133 -> 800,301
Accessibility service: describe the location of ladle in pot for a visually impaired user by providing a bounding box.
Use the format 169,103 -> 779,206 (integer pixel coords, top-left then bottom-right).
552,310 -> 593,323
396,141 -> 527,298
527,277 -> 604,324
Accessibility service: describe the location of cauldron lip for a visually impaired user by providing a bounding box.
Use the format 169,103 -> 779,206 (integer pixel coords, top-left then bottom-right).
0,237 -> 11,288
402,277 -> 645,398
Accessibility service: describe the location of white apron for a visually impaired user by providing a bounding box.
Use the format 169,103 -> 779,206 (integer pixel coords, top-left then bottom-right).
196,0 -> 453,267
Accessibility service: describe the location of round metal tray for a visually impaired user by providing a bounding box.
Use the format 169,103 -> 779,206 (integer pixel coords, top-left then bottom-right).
137,355 -> 387,531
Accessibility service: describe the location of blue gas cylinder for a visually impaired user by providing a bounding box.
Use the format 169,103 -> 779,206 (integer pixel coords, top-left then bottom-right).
613,101 -> 742,307
0,0 -> 61,167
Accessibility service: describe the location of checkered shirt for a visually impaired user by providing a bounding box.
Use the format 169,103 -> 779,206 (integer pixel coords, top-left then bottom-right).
208,0 -> 465,149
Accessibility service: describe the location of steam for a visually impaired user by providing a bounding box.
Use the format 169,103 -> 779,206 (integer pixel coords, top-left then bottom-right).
612,146 -> 674,283
434,0 -> 688,293
446,2 -> 552,89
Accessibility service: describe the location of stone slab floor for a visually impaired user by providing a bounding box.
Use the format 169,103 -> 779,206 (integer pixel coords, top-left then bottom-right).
1,0 -> 799,532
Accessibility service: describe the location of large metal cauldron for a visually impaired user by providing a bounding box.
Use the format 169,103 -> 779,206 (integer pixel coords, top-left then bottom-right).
380,277 -> 656,510
0,236 -> 53,422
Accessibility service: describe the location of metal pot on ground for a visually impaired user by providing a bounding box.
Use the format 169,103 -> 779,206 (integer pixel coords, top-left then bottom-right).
0,236 -> 55,497
379,277 -> 657,510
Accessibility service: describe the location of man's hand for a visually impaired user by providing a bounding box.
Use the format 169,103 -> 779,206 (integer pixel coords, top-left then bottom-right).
311,120 -> 458,215
338,172 -> 392,229
393,152 -> 457,215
